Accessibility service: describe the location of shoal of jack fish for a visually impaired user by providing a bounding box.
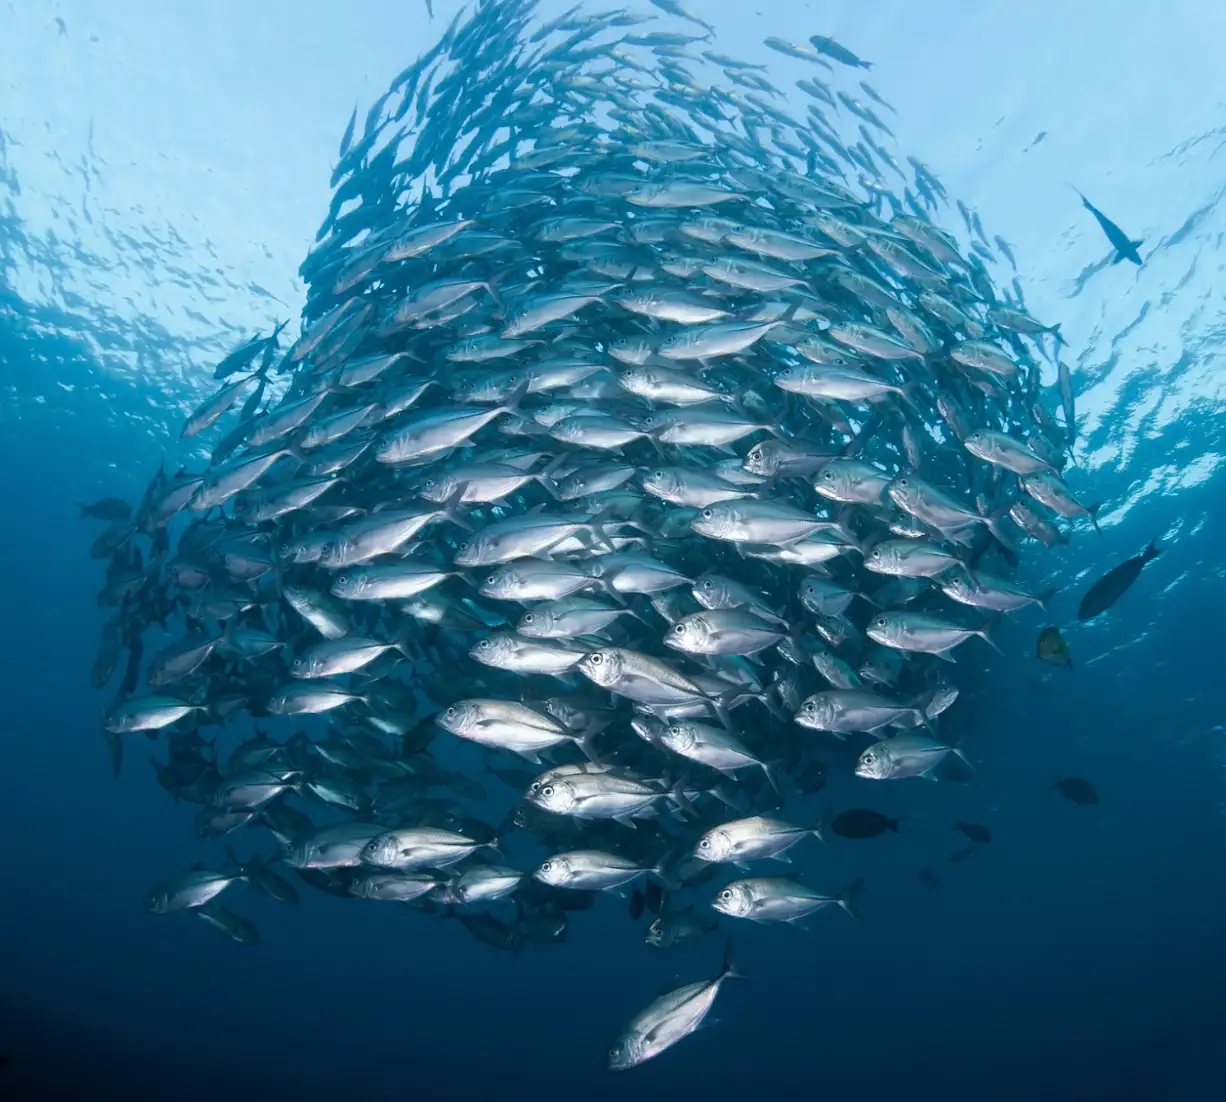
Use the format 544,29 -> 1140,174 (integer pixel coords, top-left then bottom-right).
85,0 -> 1123,1071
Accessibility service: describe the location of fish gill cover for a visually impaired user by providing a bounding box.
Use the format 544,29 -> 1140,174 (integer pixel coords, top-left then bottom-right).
82,0 -> 1112,1077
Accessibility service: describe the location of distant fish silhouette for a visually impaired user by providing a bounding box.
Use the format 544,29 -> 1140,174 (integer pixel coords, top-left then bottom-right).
1053,777 -> 1098,806
1075,190 -> 1143,265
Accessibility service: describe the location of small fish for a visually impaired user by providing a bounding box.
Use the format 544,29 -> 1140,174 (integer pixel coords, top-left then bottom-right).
954,822 -> 992,845
79,497 -> 132,521
830,809 -> 900,839
1036,626 -> 1072,669
1054,777 -> 1098,806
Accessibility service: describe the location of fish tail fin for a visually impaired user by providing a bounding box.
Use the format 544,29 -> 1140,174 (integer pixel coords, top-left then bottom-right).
810,816 -> 828,845
498,377 -> 531,417
720,938 -> 745,981
1143,538 -> 1163,563
439,486 -> 475,533
977,620 -> 1004,655
838,877 -> 865,920
1088,502 -> 1103,536
1038,586 -> 1059,613
843,411 -> 881,458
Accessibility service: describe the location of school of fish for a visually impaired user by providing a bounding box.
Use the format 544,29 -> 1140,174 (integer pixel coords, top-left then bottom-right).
83,0 -> 1119,1070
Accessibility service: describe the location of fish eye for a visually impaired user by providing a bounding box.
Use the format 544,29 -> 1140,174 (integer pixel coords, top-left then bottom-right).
779,367 -> 792,377
749,447 -> 761,460
459,542 -> 470,552
804,701 -> 816,712
673,624 -> 685,634
719,889 -> 733,901
486,575 -> 497,585
523,613 -> 534,623
540,861 -> 552,872
699,837 -> 710,849
424,479 -> 435,489
821,470 -> 834,481
590,653 -> 603,665
608,1047 -> 620,1059
478,639 -> 490,649
897,478 -> 909,487
668,725 -> 682,735
874,616 -> 887,627
652,470 -> 664,480
701,509 -> 712,518
971,432 -> 981,441
703,580 -> 713,589
446,706 -> 458,718
870,549 -> 881,559
542,785 -> 555,797
864,752 -> 875,763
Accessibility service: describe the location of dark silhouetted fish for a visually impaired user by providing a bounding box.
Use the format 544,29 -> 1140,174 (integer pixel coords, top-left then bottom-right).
830,809 -> 900,838
1054,777 -> 1098,806
1077,540 -> 1161,621
1075,190 -> 1143,265
809,34 -> 872,69
954,821 -> 991,845
79,497 -> 132,521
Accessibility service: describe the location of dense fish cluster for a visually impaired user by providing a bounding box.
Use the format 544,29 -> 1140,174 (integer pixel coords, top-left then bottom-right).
85,0 -> 1110,1069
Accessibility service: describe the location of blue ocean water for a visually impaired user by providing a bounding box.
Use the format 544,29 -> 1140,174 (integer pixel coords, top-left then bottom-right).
3,2 -> 1226,1099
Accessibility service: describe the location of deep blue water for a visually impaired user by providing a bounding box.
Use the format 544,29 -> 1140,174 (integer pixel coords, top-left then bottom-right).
3,3 -> 1226,1100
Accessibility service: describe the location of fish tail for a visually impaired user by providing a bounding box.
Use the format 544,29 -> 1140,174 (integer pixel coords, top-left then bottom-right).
837,878 -> 865,920
976,619 -> 1004,655
719,938 -> 745,981
1087,502 -> 1103,536
1142,538 -> 1163,563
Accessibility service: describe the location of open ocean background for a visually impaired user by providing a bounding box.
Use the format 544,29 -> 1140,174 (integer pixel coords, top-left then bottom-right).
2,2 -> 1225,1099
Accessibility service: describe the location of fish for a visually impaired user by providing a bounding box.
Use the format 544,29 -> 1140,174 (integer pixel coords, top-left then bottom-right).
954,822 -> 992,845
1054,778 -> 1099,806
1036,626 -> 1073,669
1077,540 -> 1161,621
608,941 -> 741,1070
808,34 -> 873,69
1075,189 -> 1143,265
79,497 -> 132,521
830,809 -> 900,839
79,0 -> 1103,1064
712,877 -> 861,923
